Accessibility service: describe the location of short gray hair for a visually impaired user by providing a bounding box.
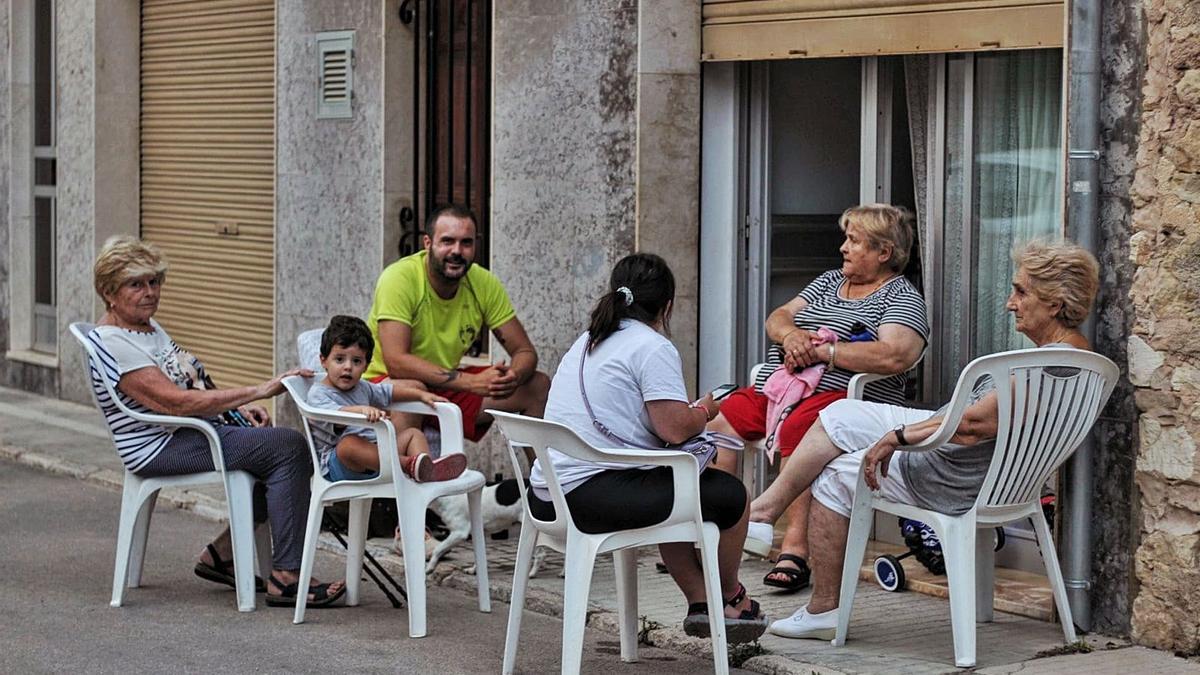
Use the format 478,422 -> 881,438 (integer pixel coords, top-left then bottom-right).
1013,239 -> 1099,329
838,203 -> 916,273
93,236 -> 168,308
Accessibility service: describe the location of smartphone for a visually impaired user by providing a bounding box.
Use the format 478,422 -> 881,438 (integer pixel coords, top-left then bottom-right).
710,383 -> 738,401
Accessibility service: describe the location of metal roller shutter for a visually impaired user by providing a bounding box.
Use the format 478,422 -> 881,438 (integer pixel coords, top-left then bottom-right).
702,0 -> 1064,62
140,0 -> 275,391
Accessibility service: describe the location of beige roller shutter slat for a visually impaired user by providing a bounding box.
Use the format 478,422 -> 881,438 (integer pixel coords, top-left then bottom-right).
140,0 -> 274,394
702,0 -> 1064,61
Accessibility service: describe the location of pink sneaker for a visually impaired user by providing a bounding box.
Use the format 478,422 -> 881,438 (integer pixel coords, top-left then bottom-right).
401,453 -> 467,482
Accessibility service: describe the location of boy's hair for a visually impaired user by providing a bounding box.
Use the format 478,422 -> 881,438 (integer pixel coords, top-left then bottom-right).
320,315 -> 375,360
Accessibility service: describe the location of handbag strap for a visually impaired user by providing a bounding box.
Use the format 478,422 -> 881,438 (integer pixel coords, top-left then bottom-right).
577,347 -> 664,450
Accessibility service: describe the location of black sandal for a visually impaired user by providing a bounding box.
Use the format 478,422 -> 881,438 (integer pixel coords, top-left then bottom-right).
264,574 -> 346,608
681,582 -> 768,643
762,553 -> 811,592
194,543 -> 266,593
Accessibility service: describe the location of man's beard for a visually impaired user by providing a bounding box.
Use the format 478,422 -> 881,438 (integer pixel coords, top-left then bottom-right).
431,251 -> 472,281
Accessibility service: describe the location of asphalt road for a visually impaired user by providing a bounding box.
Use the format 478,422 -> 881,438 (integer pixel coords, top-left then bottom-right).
0,460 -> 736,674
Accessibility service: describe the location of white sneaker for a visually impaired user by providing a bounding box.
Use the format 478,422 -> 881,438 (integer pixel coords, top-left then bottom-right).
744,521 -> 774,557
768,605 -> 838,640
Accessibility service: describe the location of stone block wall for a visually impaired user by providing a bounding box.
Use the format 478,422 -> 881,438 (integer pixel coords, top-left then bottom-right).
1128,0 -> 1200,652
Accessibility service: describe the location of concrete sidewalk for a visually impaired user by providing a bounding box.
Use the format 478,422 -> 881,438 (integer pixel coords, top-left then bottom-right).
2,385 -> 1196,675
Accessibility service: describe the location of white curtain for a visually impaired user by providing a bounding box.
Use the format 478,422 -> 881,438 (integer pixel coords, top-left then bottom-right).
971,51 -> 1063,355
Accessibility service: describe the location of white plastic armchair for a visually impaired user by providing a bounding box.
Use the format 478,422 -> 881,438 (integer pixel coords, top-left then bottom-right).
281,373 -> 489,637
70,322 -> 271,612
833,348 -> 1119,668
488,410 -> 731,675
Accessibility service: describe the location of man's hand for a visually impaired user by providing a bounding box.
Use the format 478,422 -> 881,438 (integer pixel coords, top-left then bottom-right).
487,361 -> 521,400
239,404 -> 271,427
862,430 -> 902,491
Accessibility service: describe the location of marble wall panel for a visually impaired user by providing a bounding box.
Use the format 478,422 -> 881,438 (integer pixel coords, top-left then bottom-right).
275,0 -> 387,398
52,0 -> 97,404
491,0 -> 639,374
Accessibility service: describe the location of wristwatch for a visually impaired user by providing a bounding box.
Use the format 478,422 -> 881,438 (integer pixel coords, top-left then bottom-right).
892,424 -> 909,446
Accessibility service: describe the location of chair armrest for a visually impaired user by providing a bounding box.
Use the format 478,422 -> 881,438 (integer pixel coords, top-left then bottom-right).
846,372 -> 890,401
385,401 -> 465,456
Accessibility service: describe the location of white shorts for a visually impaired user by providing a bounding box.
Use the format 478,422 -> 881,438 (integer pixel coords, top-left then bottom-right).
810,399 -> 936,518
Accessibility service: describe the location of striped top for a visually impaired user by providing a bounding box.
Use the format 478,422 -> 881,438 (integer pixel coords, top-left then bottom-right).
86,321 -> 215,473
753,270 -> 929,406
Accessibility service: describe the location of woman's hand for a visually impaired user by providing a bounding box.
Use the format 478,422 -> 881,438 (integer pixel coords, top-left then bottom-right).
239,404 -> 271,427
781,328 -> 819,371
260,368 -> 315,398
418,390 -> 449,407
862,431 -> 901,491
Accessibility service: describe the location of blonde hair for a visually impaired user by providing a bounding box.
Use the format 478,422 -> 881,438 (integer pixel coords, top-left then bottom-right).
1012,239 -> 1099,329
838,203 -> 916,273
93,235 -> 168,308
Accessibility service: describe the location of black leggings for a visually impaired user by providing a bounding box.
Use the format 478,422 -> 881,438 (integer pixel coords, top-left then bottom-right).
528,467 -> 747,534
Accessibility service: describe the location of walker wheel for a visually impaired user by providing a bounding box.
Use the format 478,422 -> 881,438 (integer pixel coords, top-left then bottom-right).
994,527 -> 1006,552
874,554 -> 906,592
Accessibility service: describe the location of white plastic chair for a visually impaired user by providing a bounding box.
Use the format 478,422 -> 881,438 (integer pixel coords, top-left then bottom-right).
70,322 -> 271,612
833,348 -> 1119,668
282,374 -> 490,636
489,410 -> 731,675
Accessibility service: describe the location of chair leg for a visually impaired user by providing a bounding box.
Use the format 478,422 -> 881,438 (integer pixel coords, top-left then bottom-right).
1031,509 -> 1077,644
397,496 -> 430,638
111,476 -> 146,608
502,521 -> 538,675
466,486 -> 492,613
344,498 -> 371,607
254,522 -> 272,584
292,498 -> 326,625
939,518 -> 977,669
697,524 -> 729,675
612,548 -> 639,663
975,527 -> 995,623
127,491 -> 158,588
227,472 -> 259,612
561,535 -> 599,675
833,500 -> 875,647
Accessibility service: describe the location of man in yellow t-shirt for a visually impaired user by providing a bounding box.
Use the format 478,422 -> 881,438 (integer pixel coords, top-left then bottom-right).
366,204 -> 550,441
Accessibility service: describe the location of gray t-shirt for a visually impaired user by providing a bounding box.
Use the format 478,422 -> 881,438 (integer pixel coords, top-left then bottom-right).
898,343 -> 1075,515
306,379 -> 394,476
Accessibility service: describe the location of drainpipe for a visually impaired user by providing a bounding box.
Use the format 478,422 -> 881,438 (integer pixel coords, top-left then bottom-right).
1062,0 -> 1103,633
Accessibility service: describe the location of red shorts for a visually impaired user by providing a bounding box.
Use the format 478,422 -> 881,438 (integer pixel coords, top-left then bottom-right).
371,365 -> 491,442
719,387 -> 848,458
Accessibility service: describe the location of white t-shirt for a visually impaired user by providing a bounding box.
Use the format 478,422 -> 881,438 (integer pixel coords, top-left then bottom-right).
87,320 -> 213,472
529,320 -> 689,497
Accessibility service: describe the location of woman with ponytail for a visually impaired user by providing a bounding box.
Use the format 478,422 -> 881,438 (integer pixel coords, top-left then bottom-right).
528,253 -> 768,643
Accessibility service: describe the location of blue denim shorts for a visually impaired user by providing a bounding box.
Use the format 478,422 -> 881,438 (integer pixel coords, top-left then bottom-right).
325,450 -> 379,482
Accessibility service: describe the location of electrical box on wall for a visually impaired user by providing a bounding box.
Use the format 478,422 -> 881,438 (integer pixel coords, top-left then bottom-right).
316,31 -> 354,119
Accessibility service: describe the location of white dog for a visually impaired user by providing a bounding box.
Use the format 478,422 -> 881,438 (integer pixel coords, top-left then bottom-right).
425,478 -> 547,577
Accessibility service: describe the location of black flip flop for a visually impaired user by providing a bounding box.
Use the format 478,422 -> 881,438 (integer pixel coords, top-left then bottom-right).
194,543 -> 266,593
681,583 -> 768,644
264,575 -> 347,608
762,552 -> 811,592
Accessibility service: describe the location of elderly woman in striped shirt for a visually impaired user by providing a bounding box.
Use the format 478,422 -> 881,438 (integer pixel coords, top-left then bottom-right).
86,236 -> 344,608
707,204 -> 928,592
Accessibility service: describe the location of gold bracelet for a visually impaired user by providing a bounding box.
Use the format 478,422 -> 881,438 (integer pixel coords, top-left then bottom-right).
828,342 -> 837,369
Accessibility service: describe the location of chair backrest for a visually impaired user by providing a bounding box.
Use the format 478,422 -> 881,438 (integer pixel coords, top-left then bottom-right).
955,348 -> 1119,513
69,322 -> 118,444
490,411 -> 624,540
297,328 -> 324,372
280,374 -> 330,475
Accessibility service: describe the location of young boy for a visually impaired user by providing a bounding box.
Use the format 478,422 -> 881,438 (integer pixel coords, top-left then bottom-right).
307,315 -> 467,483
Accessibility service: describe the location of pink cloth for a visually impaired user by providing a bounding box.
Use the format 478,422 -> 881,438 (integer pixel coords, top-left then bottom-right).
762,327 -> 838,463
